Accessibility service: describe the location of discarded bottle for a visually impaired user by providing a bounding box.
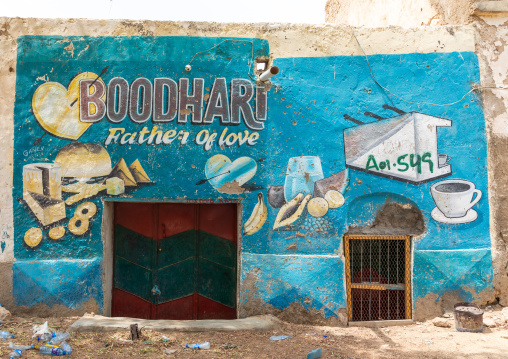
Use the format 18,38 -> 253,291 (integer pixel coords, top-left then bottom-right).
307,348 -> 322,359
0,331 -> 14,339
39,346 -> 67,356
186,342 -> 210,349
61,342 -> 72,354
9,342 -> 34,350
35,344 -> 61,349
49,332 -> 70,345
269,335 -> 291,341
37,333 -> 56,342
8,349 -> 22,359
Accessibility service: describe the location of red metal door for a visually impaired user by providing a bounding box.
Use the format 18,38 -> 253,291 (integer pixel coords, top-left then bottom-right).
112,202 -> 237,320
112,202 -> 156,319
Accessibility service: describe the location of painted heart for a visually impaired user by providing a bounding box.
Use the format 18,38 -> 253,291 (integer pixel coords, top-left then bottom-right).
205,155 -> 257,190
32,72 -> 105,140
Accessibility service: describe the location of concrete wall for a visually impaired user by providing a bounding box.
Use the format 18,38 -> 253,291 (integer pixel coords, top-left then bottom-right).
326,0 -> 508,318
0,17 -> 494,322
325,0 -> 476,27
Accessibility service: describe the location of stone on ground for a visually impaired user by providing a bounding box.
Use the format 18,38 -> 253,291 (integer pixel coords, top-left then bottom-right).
483,318 -> 497,328
0,306 -> 11,322
501,307 -> 508,323
432,317 -> 451,328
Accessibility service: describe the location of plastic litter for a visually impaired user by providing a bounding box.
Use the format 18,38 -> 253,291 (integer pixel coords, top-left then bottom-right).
8,349 -> 22,359
35,344 -> 61,351
49,332 -> 70,345
32,321 -> 52,338
269,335 -> 291,341
61,342 -> 72,355
37,333 -> 56,342
39,346 -> 68,356
307,348 -> 322,359
164,349 -> 177,354
9,343 -> 34,350
0,331 -> 14,339
118,338 -> 133,344
186,342 -> 210,349
143,337 -> 171,344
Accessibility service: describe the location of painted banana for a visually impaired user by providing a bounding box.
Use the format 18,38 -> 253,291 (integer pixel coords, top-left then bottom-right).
243,192 -> 268,236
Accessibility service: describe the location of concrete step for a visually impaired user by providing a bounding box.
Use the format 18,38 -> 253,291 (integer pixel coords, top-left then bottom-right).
69,314 -> 281,333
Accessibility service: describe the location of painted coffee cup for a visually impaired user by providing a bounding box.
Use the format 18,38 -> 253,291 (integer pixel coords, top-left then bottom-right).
430,179 -> 482,218
438,154 -> 451,167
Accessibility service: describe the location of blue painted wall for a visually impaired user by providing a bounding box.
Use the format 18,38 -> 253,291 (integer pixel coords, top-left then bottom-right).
13,36 -> 492,318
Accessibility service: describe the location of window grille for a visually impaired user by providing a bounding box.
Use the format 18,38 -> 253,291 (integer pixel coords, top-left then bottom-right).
344,235 -> 411,322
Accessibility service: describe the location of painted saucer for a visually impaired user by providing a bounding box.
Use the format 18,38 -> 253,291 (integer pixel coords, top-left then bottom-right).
431,207 -> 478,225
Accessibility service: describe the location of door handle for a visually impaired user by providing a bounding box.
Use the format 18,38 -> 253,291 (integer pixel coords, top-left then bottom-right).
151,285 -> 161,296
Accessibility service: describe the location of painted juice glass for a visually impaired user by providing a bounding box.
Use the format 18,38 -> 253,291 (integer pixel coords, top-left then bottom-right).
284,156 -> 324,201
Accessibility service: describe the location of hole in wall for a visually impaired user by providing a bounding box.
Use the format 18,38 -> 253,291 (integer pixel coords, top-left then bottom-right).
347,193 -> 425,236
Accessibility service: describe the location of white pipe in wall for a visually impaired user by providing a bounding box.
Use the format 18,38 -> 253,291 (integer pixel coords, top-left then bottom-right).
259,66 -> 279,81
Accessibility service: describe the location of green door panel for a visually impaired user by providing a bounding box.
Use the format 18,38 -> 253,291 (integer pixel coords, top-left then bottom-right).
157,257 -> 195,303
114,257 -> 153,302
199,232 -> 236,268
158,230 -> 197,266
197,258 -> 236,308
115,225 -> 153,268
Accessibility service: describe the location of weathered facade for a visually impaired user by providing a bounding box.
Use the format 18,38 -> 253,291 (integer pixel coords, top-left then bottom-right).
326,0 -> 508,319
0,15 -> 500,323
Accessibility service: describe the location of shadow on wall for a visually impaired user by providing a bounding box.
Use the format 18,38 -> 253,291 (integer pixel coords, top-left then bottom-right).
347,193 -> 425,236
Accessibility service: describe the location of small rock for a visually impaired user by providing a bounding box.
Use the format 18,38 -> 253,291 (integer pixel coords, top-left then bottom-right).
425,340 -> 433,344
0,307 -> 11,322
164,349 -> 177,354
380,344 -> 389,349
441,313 -> 453,319
432,317 -> 451,328
493,316 -> 504,326
483,318 -> 497,328
501,307 -> 508,322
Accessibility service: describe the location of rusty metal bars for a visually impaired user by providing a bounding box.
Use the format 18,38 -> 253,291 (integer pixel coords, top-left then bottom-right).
344,235 -> 412,322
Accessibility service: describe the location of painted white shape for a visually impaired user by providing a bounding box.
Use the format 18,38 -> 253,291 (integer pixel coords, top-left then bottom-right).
431,207 -> 478,224
343,112 -> 452,184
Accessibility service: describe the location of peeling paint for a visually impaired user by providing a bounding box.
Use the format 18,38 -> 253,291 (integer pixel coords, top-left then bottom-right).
0,18 -> 496,323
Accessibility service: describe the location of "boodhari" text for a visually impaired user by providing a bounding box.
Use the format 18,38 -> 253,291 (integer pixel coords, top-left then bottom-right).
79,77 -> 268,131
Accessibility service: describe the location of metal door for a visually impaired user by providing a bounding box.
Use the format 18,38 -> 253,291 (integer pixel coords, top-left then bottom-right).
112,202 -> 237,320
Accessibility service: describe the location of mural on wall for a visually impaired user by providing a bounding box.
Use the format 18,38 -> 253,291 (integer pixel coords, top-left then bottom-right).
21,139 -> 153,246
430,179 -> 482,224
12,35 -> 491,317
204,155 -> 258,194
243,192 -> 267,235
266,156 -> 349,233
343,110 -> 452,184
13,36 -> 271,310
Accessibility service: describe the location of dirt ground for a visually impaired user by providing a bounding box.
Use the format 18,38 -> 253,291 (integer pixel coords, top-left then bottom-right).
1,308 -> 508,359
